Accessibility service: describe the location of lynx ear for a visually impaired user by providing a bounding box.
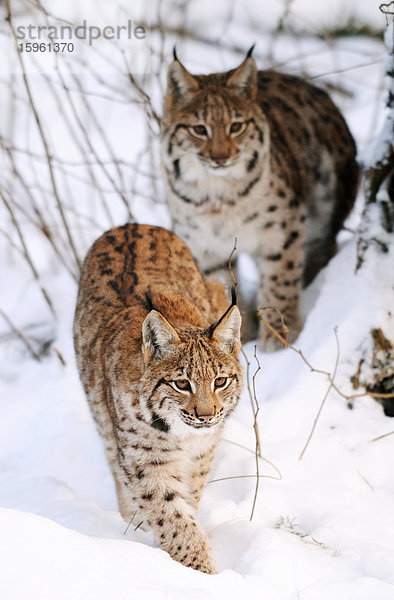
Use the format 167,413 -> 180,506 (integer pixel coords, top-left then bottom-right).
226,55 -> 257,99
209,305 -> 242,356
166,58 -> 200,102
142,310 -> 180,363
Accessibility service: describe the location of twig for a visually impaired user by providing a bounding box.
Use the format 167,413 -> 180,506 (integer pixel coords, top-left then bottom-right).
0,308 -> 41,362
39,74 -> 115,229
208,474 -> 280,484
298,327 -> 340,461
240,347 -> 263,459
122,53 -> 161,127
2,143 -> 79,277
357,471 -> 375,492
370,430 -> 394,442
239,346 -> 264,520
53,347 -> 66,366
228,237 -> 238,295
250,347 -> 262,520
258,307 -> 394,401
221,439 -> 282,480
55,68 -> 133,220
227,241 -> 264,519
6,1 -> 81,277
0,189 -> 56,317
307,59 -> 383,81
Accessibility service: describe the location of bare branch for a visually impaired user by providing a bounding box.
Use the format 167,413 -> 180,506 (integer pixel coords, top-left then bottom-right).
258,307 -> 394,401
5,0 -> 81,277
0,189 -> 56,317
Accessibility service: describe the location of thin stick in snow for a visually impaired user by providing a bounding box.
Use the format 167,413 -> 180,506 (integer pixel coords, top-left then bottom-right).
298,327 -> 340,461
250,347 -> 262,520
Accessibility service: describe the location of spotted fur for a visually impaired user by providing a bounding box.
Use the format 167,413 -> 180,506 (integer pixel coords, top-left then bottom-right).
161,53 -> 359,350
73,224 -> 243,574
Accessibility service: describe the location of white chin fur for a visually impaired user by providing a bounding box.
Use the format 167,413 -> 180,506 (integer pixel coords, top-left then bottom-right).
169,412 -> 220,438
179,154 -> 245,183
206,166 -> 231,177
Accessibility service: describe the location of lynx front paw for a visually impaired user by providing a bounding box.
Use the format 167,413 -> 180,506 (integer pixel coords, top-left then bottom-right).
178,547 -> 217,574
165,523 -> 217,574
193,556 -> 217,575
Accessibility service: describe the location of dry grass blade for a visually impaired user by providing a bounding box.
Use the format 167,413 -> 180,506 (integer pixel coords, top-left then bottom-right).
123,511 -> 137,535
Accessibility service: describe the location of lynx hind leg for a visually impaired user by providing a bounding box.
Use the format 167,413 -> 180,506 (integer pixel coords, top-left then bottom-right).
256,241 -> 304,352
303,156 -> 359,287
303,235 -> 337,287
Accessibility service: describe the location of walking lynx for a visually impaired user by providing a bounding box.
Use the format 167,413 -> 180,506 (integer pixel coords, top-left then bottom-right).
161,49 -> 359,350
73,224 -> 243,574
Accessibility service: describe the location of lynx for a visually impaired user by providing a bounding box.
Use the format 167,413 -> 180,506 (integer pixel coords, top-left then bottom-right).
73,223 -> 243,574
161,48 -> 359,350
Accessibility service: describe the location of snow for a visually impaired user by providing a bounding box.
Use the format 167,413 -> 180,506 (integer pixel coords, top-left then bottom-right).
1,0 -> 394,599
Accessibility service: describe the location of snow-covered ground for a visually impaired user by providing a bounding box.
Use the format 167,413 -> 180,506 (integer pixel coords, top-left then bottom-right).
1,1 -> 393,599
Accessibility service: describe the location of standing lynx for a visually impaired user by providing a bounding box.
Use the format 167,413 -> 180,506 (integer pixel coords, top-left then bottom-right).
73,224 -> 243,574
161,49 -> 359,350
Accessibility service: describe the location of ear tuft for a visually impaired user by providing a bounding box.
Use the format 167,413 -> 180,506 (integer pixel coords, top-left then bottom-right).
226,56 -> 257,98
209,305 -> 242,355
246,43 -> 256,59
142,311 -> 180,363
166,60 -> 199,102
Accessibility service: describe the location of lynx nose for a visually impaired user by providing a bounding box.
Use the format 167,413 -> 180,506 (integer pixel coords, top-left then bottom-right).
196,413 -> 215,423
194,406 -> 216,422
212,155 -> 229,165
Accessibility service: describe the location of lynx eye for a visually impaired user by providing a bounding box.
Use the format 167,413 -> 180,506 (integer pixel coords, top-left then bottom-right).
214,377 -> 228,389
173,379 -> 192,392
229,121 -> 244,134
191,124 -> 208,137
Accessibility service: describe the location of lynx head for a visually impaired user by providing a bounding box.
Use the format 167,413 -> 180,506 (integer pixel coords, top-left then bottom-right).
161,47 -> 269,181
139,304 -> 243,437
